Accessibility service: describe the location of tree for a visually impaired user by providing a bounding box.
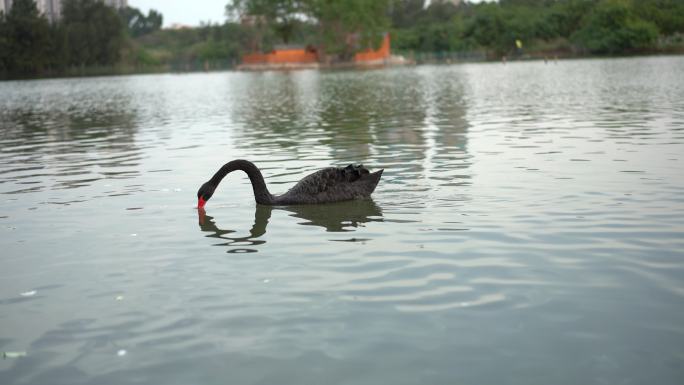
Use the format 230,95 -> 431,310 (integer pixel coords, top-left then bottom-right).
225,0 -> 391,58
308,0 -> 391,59
227,0 -> 307,44
464,3 -> 506,53
544,0 -> 597,38
632,0 -> 684,36
61,0 -> 125,66
572,0 -> 659,54
0,12 -> 8,74
0,0 -> 52,76
390,0 -> 425,29
120,6 -> 163,37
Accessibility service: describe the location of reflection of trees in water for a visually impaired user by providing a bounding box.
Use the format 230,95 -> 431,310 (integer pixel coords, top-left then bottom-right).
198,199 -> 383,253
3,108 -> 138,152
229,73 -> 321,156
0,79 -> 141,194
416,68 -> 471,185
230,68 -> 471,180
2,80 -> 138,148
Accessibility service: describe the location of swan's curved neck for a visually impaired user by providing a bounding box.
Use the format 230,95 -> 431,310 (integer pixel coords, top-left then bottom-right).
210,160 -> 274,205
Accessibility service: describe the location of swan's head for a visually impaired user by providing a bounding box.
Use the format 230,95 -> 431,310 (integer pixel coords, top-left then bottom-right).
197,182 -> 216,209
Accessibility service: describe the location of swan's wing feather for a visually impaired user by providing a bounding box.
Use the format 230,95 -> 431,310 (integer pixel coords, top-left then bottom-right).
281,165 -> 377,203
286,167 -> 349,195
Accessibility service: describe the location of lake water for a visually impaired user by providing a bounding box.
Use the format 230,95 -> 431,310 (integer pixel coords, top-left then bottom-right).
1,56 -> 684,385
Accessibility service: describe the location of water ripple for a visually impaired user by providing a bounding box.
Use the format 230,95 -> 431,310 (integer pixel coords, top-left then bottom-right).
1,58 -> 684,384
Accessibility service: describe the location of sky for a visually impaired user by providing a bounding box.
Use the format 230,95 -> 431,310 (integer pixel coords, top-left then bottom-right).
129,0 -> 229,27
129,0 -> 489,28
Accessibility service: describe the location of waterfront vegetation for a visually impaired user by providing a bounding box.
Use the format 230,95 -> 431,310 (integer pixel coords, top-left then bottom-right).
1,0 -> 684,79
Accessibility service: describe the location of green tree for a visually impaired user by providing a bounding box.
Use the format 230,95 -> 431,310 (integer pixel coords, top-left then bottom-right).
0,0 -> 52,76
572,0 -> 659,54
226,0 -> 390,58
61,0 -> 125,67
390,0 -> 476,53
464,3 -> 506,53
632,0 -> 684,35
545,0 -> 596,38
308,0 -> 391,59
120,6 -> 163,37
0,13 -> 8,74
390,0 -> 425,29
227,0 -> 307,44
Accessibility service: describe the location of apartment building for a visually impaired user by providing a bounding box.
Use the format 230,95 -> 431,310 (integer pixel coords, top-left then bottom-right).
1,0 -> 13,15
1,0 -> 128,22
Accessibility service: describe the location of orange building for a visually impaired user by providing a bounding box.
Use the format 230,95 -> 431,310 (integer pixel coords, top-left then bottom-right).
241,47 -> 319,66
239,33 -> 392,69
353,34 -> 391,64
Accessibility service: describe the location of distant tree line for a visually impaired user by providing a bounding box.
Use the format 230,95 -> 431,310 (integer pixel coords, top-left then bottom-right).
2,0 -> 684,79
391,0 -> 684,56
219,0 -> 684,59
0,0 -> 161,78
216,0 -> 684,58
130,22 -> 251,71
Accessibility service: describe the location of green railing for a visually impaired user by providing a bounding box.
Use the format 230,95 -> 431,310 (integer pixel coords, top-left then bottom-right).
395,50 -> 487,64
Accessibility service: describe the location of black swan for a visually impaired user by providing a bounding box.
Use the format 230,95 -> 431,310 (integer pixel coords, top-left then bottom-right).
197,159 -> 383,208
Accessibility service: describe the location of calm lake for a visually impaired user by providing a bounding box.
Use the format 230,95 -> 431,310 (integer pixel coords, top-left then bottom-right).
1,56 -> 684,385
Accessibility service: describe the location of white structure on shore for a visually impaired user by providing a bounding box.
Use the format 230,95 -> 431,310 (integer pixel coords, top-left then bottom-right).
39,0 -> 61,22
102,0 -> 126,8
1,0 -> 13,15
428,0 -> 461,6
1,0 -> 128,22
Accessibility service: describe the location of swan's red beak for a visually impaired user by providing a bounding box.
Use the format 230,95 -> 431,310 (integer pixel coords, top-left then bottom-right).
198,197 -> 206,209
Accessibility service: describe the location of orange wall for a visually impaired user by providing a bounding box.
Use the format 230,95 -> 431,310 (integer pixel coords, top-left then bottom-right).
241,34 -> 391,65
354,34 -> 391,63
242,49 -> 317,64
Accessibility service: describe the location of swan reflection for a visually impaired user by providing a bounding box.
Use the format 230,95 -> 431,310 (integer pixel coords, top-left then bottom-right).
198,200 -> 383,253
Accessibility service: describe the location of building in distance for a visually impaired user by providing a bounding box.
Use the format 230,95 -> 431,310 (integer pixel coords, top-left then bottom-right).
1,0 -> 128,23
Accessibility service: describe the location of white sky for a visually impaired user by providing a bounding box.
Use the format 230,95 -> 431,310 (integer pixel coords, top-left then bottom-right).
129,0 -> 489,28
129,0 -> 229,27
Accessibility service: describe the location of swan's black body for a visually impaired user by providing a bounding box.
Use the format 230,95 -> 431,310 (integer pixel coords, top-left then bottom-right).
197,159 -> 383,207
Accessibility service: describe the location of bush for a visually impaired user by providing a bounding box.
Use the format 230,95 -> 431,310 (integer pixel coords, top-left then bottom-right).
572,0 -> 659,54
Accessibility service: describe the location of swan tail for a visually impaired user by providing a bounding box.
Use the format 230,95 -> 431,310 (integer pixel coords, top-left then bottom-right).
363,169 -> 383,195
372,169 -> 384,187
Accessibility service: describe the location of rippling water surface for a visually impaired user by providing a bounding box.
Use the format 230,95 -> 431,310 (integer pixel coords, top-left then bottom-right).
1,57 -> 684,384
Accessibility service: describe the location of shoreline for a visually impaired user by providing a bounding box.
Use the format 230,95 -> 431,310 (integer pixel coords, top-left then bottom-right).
2,51 -> 683,81
236,55 -> 412,71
